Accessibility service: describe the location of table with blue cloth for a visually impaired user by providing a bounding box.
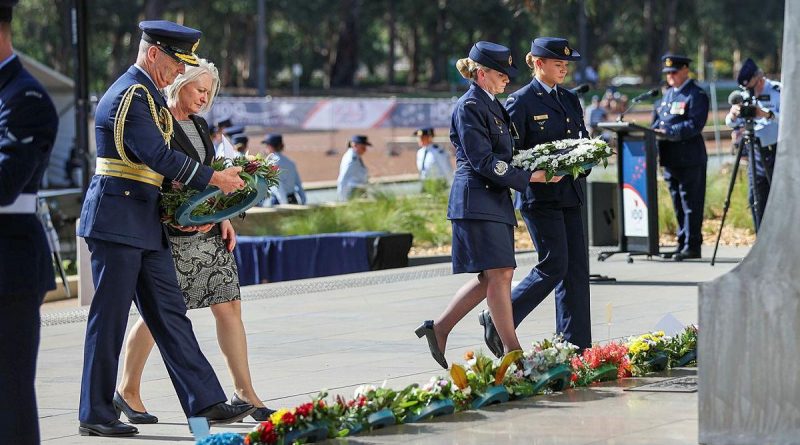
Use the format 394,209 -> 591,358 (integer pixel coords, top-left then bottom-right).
234,232 -> 412,285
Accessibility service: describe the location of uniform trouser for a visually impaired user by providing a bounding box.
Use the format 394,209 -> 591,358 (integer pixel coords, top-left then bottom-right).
510,206 -> 592,349
79,238 -> 225,424
662,164 -> 707,252
0,291 -> 44,445
748,146 -> 776,230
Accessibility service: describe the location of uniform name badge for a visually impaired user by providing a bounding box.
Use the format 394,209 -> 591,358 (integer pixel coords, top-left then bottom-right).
670,101 -> 687,115
533,114 -> 549,121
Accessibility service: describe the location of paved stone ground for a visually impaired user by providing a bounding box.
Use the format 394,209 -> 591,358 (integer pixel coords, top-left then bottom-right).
36,246 -> 747,444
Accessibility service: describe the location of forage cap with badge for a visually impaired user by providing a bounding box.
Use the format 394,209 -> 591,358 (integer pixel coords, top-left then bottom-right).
139,20 -> 202,66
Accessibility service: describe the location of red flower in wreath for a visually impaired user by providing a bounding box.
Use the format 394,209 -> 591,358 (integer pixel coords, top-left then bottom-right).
261,421 -> 277,444
295,402 -> 314,418
281,410 -> 297,426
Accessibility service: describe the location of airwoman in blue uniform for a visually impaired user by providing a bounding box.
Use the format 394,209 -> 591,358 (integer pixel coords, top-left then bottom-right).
480,37 -> 592,355
725,58 -> 780,230
337,135 -> 370,201
416,41 -> 552,369
651,54 -> 709,261
0,2 -> 59,442
263,133 -> 307,205
76,20 -> 254,437
415,127 -> 454,184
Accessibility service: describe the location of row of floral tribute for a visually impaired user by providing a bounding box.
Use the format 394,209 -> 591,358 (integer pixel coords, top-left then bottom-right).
196,326 -> 697,445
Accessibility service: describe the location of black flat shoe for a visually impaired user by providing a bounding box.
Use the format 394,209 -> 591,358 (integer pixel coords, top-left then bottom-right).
79,420 -> 138,437
673,250 -> 701,262
197,401 -> 256,425
478,310 -> 504,359
231,393 -> 276,422
415,320 -> 448,369
113,391 -> 158,424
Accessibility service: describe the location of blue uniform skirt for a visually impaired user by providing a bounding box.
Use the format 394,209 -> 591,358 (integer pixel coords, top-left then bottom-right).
451,219 -> 516,274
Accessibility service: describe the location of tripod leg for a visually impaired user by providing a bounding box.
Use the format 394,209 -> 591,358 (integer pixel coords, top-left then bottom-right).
711,141 -> 745,266
747,137 -> 762,232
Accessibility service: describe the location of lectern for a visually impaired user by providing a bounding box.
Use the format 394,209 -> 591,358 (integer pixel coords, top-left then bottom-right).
596,121 -> 663,262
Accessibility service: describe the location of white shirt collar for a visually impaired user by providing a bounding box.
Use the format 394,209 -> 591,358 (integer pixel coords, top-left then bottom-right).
478,85 -> 495,101
535,76 -> 557,94
673,78 -> 691,93
133,64 -> 159,90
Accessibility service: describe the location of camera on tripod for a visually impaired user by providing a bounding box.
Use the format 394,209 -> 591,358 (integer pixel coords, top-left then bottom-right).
727,87 -> 758,120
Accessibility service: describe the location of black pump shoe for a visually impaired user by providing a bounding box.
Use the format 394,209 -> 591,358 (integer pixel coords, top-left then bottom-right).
478,310 -> 504,359
231,393 -> 276,422
113,391 -> 158,424
415,320 -> 448,369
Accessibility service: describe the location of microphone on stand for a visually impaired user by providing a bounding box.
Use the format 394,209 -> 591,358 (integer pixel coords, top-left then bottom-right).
617,87 -> 660,122
570,83 -> 590,96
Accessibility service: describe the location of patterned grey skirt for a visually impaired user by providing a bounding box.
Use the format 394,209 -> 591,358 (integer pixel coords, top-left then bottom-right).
168,230 -> 241,310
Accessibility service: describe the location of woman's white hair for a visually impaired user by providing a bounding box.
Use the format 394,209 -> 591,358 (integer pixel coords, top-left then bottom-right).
164,58 -> 220,114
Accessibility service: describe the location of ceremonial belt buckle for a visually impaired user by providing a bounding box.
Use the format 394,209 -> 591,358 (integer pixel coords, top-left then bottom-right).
0,193 -> 38,214
95,157 -> 164,187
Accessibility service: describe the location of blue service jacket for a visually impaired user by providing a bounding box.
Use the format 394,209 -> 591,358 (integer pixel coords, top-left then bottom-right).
0,56 -> 58,296
651,79 -> 709,168
78,66 -> 214,250
506,78 -> 588,208
447,83 -> 530,226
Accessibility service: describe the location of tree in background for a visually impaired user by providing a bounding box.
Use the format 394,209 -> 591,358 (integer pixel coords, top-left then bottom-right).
11,0 -> 785,94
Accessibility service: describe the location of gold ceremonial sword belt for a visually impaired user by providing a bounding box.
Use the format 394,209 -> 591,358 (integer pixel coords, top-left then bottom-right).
95,157 -> 163,187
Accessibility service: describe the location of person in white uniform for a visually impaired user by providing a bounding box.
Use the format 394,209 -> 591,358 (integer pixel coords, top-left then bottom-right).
415,127 -> 453,185
336,135 -> 370,201
262,133 -> 306,205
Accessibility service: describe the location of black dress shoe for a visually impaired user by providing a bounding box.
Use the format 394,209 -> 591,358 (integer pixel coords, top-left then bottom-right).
79,420 -> 138,437
415,320 -> 448,369
478,310 -> 504,359
113,391 -> 158,424
197,401 -> 256,425
231,393 -> 276,422
673,250 -> 701,261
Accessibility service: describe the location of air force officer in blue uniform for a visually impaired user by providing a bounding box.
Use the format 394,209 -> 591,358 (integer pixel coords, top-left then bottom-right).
0,2 -> 58,442
76,21 -> 253,437
416,42 -> 554,369
480,37 -> 592,355
651,54 -> 709,261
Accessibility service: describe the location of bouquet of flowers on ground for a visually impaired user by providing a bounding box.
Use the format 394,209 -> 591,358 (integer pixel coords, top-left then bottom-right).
393,377 -> 468,421
327,393 -> 370,436
243,395 -> 329,445
160,153 -> 280,226
523,334 -> 579,381
571,341 -> 631,386
511,138 -> 613,181
626,331 -> 669,376
664,325 -> 698,367
517,334 -> 579,392
450,350 -> 521,402
348,381 -> 417,427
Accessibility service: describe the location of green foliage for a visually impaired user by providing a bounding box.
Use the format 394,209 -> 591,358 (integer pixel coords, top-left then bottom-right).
658,167 -> 754,236
14,0 -> 785,93
268,182 -> 451,247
